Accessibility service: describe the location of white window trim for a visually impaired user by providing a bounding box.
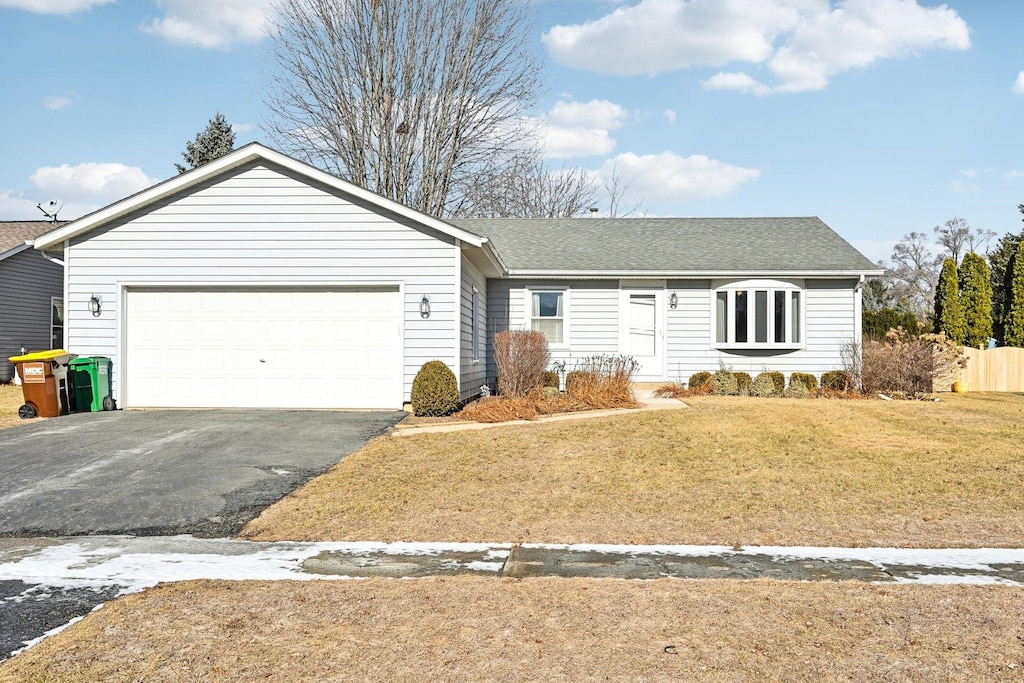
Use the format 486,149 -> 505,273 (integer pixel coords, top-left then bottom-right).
470,286 -> 480,363
524,286 -> 570,349
710,279 -> 805,350
51,296 -> 64,350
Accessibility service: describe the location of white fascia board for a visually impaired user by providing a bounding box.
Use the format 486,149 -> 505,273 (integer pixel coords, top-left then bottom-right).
503,269 -> 887,279
0,243 -> 31,263
32,142 -> 484,250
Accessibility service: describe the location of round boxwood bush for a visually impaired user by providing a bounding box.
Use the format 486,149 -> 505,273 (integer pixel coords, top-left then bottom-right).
713,370 -> 739,396
688,371 -> 713,391
734,371 -> 752,395
764,371 -> 785,395
821,370 -> 852,392
411,360 -> 460,417
789,372 -> 818,392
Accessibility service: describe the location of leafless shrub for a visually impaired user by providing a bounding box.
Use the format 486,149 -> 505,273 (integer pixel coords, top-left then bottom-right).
565,355 -> 640,408
861,327 -> 967,398
494,330 -> 549,397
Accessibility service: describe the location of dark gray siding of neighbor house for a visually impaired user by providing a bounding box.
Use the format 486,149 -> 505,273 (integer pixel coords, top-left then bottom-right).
0,249 -> 63,382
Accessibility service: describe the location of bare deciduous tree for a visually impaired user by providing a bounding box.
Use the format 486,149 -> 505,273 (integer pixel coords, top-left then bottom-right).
264,0 -> 540,217
884,231 -> 942,318
602,161 -> 645,218
453,151 -> 598,218
934,217 -> 995,263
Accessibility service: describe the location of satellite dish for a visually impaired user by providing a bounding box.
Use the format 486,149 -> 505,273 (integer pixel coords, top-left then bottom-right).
37,200 -> 63,221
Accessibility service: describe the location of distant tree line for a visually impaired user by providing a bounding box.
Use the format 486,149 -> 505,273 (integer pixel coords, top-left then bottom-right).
865,209 -> 1024,348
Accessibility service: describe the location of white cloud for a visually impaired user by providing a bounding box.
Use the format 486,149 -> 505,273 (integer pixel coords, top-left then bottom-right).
527,97 -> 634,159
0,0 -> 113,13
29,163 -> 157,204
231,122 -> 257,135
598,151 -> 760,200
45,94 -> 73,110
949,179 -> 981,194
1013,71 -> 1024,95
0,188 -> 100,221
545,0 -> 970,94
663,109 -> 677,124
1004,169 -> 1024,180
141,0 -> 274,49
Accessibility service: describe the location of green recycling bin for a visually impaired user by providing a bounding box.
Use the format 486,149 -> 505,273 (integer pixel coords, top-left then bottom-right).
69,357 -> 116,412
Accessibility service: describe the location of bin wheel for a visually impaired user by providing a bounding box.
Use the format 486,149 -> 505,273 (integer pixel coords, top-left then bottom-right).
18,404 -> 37,420
102,396 -> 116,411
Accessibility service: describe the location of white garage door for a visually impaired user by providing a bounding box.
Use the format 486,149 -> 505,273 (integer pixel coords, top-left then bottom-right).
124,287 -> 403,409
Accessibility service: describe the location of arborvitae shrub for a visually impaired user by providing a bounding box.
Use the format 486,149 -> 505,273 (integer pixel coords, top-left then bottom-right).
934,257 -> 966,344
750,373 -> 776,397
734,372 -> 752,395
713,369 -> 739,396
688,371 -> 713,391
789,372 -> 818,391
959,252 -> 993,348
821,370 -> 852,392
410,360 -> 460,416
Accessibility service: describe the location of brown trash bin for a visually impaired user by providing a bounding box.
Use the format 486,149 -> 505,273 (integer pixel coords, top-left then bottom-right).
8,349 -> 72,419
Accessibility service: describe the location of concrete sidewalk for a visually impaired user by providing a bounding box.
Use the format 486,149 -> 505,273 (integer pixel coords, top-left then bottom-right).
3,535 -> 1022,660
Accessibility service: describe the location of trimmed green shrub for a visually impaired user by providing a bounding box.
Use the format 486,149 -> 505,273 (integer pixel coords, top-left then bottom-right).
688,371 -> 713,391
543,371 -> 560,389
934,257 -> 966,344
734,372 -> 752,395
863,307 -> 920,342
789,372 -> 818,391
750,373 -> 776,398
821,370 -> 852,392
410,360 -> 460,417
1004,244 -> 1024,346
713,369 -> 739,396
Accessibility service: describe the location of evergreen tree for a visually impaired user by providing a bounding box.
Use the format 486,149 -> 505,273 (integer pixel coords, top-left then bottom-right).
958,252 -> 993,348
1004,243 -> 1024,346
988,223 -> 1024,343
175,112 -> 236,174
933,257 -> 966,343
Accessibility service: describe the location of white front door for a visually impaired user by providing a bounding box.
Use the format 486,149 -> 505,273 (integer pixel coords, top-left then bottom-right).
620,289 -> 665,380
123,286 -> 403,409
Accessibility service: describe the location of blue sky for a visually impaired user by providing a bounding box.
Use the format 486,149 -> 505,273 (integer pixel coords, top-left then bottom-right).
1,0 -> 1022,263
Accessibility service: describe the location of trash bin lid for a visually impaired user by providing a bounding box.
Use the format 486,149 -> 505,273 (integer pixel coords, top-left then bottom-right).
8,349 -> 70,363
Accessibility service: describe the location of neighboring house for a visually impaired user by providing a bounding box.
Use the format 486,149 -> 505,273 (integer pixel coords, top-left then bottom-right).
31,143 -> 882,410
1,221 -> 66,382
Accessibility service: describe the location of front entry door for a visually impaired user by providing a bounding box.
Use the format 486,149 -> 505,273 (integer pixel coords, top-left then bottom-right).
620,290 -> 665,380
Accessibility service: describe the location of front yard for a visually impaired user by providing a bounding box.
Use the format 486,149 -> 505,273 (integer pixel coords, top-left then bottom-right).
243,393 -> 1024,548
2,577 -> 1021,681
0,383 -> 33,430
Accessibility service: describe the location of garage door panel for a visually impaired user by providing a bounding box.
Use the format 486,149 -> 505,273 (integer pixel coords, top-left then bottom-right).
125,287 -> 403,409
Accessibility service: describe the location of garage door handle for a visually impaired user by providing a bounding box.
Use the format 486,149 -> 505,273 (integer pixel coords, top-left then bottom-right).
259,359 -> 266,363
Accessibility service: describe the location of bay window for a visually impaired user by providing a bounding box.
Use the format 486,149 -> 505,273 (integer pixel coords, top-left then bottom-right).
713,281 -> 803,348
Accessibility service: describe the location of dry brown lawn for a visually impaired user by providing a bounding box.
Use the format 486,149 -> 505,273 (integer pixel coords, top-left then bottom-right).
0,383 -> 37,430
243,393 -> 1024,547
2,577 -> 1022,682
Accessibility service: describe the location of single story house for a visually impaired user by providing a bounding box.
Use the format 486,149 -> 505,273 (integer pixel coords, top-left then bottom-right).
1,221 -> 66,382
32,143 -> 883,410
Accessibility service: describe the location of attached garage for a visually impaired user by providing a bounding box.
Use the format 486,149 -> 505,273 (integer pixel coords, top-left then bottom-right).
31,143 -> 498,411
123,286 -> 403,409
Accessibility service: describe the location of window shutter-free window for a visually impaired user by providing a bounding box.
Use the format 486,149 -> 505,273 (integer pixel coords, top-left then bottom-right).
531,291 -> 564,344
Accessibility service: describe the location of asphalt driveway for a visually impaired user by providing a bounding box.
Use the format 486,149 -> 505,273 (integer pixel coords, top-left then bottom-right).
0,410 -> 404,537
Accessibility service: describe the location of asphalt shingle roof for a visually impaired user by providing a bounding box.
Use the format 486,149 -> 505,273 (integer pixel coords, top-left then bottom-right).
449,217 -> 879,274
0,221 -> 65,256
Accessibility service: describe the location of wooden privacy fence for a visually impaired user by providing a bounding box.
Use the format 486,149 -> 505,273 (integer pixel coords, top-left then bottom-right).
947,346 -> 1024,392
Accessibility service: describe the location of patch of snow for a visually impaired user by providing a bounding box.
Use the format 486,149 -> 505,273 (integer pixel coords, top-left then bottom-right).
465,561 -> 504,572
271,469 -> 290,476
890,573 -> 1021,586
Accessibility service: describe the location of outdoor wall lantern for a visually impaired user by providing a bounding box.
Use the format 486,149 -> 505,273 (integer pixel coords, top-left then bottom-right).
669,291 -> 678,309
88,295 -> 102,317
419,295 -> 431,319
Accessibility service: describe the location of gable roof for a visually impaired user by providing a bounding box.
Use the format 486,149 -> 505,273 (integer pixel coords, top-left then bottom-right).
0,221 -> 66,262
32,142 -> 485,251
449,217 -> 883,277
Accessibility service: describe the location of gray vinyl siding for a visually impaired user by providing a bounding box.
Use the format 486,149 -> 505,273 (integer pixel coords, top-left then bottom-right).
63,161 -> 459,403
487,278 -> 859,384
666,279 -> 857,381
459,254 -> 487,401
485,279 -> 618,383
0,249 -> 64,382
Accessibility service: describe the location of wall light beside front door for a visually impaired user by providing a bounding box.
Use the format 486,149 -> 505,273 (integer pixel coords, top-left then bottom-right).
88,295 -> 102,317
419,295 -> 431,318
669,291 -> 678,309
